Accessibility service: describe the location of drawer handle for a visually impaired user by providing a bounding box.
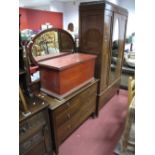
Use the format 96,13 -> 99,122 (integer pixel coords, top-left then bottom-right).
67,113 -> 71,119
66,102 -> 70,107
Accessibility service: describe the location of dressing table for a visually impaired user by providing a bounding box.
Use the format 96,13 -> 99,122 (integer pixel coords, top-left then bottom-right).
26,28 -> 98,154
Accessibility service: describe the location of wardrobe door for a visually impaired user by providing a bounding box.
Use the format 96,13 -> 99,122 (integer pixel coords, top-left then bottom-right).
79,9 -> 103,54
108,13 -> 127,85
79,8 -> 104,78
99,10 -> 113,93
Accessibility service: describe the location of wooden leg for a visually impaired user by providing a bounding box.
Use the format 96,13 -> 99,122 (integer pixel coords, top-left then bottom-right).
95,100 -> 99,117
95,108 -> 100,118
91,112 -> 96,119
54,149 -> 59,155
117,89 -> 120,95
53,144 -> 59,155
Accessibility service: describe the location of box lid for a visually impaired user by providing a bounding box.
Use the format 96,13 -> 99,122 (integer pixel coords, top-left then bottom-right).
38,53 -> 97,71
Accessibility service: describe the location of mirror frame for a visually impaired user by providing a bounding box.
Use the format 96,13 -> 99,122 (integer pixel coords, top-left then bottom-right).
26,28 -> 76,66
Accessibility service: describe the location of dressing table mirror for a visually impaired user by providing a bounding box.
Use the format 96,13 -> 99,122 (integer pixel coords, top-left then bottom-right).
26,28 -> 76,92
27,28 -> 75,65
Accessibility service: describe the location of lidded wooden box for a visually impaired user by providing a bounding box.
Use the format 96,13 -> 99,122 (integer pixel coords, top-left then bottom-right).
38,53 -> 96,99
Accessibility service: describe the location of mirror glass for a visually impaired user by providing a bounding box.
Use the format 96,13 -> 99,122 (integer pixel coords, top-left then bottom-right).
29,29 -> 75,65
31,30 -> 60,63
109,18 -> 119,84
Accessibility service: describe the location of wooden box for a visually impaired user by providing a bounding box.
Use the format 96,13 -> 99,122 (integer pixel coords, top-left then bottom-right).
38,53 -> 96,99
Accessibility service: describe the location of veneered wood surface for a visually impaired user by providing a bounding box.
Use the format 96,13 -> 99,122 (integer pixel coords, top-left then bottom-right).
40,57 -> 96,96
79,1 -> 128,114
38,53 -> 97,70
48,80 -> 98,153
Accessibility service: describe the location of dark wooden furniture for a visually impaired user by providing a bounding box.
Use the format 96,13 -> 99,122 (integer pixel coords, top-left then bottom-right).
26,28 -> 98,154
79,1 -> 128,112
36,80 -> 98,154
38,53 -> 96,99
20,17 -> 53,155
19,97 -> 53,155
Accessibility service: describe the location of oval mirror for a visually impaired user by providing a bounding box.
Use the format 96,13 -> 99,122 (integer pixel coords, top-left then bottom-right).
27,28 -> 76,66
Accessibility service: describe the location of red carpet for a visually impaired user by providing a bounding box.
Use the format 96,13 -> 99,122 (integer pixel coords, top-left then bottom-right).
57,89 -> 128,155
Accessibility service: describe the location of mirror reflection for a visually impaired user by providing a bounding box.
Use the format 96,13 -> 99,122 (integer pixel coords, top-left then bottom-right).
28,28 -> 75,65
32,31 -> 59,57
109,18 -> 119,83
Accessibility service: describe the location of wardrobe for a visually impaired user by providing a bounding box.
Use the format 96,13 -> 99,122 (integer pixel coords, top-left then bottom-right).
79,1 -> 128,113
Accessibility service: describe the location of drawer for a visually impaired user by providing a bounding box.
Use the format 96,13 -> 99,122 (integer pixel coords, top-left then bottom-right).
55,81 -> 97,117
56,94 -> 96,144
20,110 -> 47,143
54,81 -> 97,116
78,94 -> 96,119
71,96 -> 96,130
57,121 -> 72,144
50,80 -> 98,153
78,82 -> 97,101
54,97 -> 80,116
55,101 -> 81,128
20,130 -> 44,155
55,84 -> 97,128
55,95 -> 81,123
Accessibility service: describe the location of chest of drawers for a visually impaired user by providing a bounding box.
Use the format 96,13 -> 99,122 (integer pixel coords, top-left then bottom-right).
19,100 -> 53,155
37,80 -> 98,154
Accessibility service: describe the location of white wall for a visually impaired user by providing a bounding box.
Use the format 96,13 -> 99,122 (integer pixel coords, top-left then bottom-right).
19,0 -> 135,36
49,1 -> 65,13
63,0 -> 135,36
63,1 -> 79,33
19,1 -> 65,13
19,0 -> 51,8
63,0 -> 118,33
118,0 -> 135,36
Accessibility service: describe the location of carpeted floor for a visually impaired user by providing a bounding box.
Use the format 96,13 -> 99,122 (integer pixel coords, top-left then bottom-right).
55,89 -> 128,155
